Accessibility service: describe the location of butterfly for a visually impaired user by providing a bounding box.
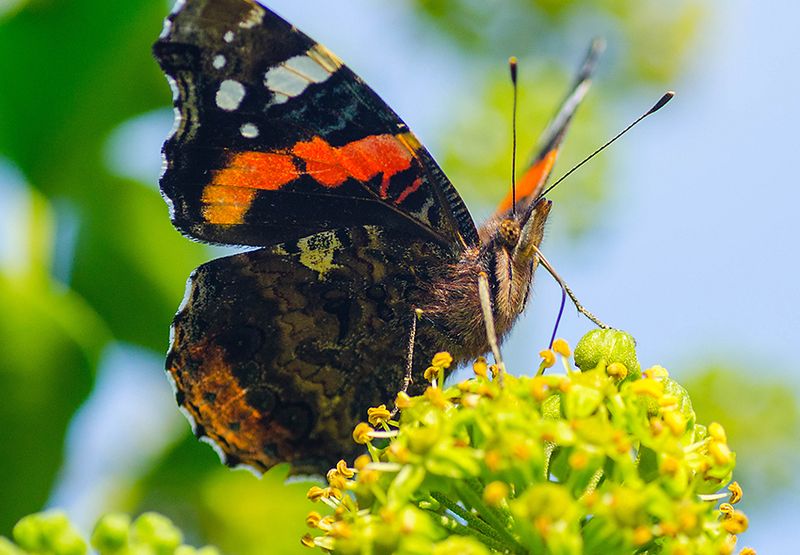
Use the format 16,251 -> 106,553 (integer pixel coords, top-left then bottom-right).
154,0 -> 602,474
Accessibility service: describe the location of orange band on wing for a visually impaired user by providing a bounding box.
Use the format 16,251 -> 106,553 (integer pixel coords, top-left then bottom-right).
212,152 -> 299,191
497,148 -> 558,213
203,134 -> 419,225
293,134 -> 415,194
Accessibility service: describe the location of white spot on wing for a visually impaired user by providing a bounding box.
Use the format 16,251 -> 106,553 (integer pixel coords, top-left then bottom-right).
212,54 -> 226,69
240,122 -> 259,138
263,50 -> 338,106
264,65 -> 310,97
223,30 -> 234,43
215,79 -> 245,111
284,55 -> 330,83
239,6 -> 264,29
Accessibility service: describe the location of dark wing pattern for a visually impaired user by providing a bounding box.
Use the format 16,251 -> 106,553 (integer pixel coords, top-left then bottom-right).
154,0 -> 477,250
167,226 -> 452,474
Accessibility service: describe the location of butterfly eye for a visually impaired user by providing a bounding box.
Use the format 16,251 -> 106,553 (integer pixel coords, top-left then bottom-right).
499,219 -> 521,247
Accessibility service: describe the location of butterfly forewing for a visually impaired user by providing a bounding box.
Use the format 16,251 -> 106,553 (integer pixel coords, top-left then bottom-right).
154,0 -> 477,249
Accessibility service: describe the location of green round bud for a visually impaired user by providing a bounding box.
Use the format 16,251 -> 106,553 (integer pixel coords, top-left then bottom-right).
91,513 -> 131,554
0,537 -> 25,555
131,513 -> 182,554
13,511 -> 70,551
574,329 -> 641,380
51,528 -> 87,555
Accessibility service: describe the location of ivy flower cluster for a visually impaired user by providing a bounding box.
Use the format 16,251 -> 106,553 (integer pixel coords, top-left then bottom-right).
0,511 -> 220,555
302,330 -> 754,555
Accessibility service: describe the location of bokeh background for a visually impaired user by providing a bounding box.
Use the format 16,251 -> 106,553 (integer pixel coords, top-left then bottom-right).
1,0 -> 797,553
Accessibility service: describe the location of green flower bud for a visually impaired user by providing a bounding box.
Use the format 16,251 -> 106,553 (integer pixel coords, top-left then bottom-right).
131,513 -> 182,554
13,511 -> 80,553
574,329 -> 641,380
0,537 -> 25,555
91,513 -> 130,554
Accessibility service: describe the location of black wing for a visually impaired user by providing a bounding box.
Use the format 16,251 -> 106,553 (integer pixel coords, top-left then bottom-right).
154,0 -> 478,251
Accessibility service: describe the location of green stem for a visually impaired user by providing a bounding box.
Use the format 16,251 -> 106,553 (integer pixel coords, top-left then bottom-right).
430,491 -> 521,554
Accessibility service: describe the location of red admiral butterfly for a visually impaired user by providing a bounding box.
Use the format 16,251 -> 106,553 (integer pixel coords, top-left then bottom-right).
155,0 -> 603,474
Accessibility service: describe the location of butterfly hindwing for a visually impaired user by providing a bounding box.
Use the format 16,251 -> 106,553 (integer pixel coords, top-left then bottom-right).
167,225 -> 455,474
154,0 -> 477,250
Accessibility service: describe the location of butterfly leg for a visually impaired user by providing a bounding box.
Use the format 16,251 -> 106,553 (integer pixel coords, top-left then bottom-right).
529,244 -> 610,329
391,308 -> 423,416
478,272 -> 505,382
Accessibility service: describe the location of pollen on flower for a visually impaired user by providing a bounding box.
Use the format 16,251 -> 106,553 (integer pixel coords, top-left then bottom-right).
336,459 -> 354,478
568,450 -> 589,470
606,361 -> 628,379
483,481 -> 509,507
423,365 -> 439,382
394,391 -> 412,409
709,421 -> 728,442
539,349 -> 556,368
709,440 -> 732,465
326,469 -> 347,490
728,481 -> 743,504
367,404 -> 391,426
630,378 -> 664,398
353,454 -> 371,471
721,511 -> 749,534
663,409 -> 687,436
424,386 -> 450,409
552,338 -> 571,357
473,356 -> 489,378
431,351 -> 453,368
306,486 -> 326,502
632,525 -> 652,546
301,533 -> 316,548
643,365 -> 669,379
352,422 -> 374,444
306,512 -> 322,528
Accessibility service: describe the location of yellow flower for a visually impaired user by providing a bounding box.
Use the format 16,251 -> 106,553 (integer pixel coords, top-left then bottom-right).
336,459 -> 354,478
367,404 -> 391,426
306,486 -> 326,502
721,511 -> 749,534
630,378 -> 664,398
352,422 -> 374,444
552,338 -> 571,357
473,356 -> 489,378
539,349 -> 556,368
395,391 -> 412,409
483,481 -> 509,507
431,351 -> 453,368
607,362 -> 628,380
728,481 -> 743,504
708,421 -> 727,442
305,512 -> 322,528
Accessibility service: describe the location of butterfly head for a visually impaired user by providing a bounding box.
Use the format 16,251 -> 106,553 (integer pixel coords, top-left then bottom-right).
480,197 -> 552,325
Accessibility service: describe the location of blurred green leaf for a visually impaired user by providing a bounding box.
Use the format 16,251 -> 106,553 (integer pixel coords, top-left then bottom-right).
0,270 -> 109,533
135,435 -> 321,555
411,0 -> 703,85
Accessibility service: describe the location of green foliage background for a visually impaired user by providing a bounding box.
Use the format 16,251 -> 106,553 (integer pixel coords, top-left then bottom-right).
0,0 -> 794,553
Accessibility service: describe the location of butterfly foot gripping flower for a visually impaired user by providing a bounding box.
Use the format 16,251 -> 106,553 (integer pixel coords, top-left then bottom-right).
302,331 -> 755,555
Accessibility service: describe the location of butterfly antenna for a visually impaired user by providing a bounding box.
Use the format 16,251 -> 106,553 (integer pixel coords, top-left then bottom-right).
509,56 -> 519,217
536,91 -> 675,202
